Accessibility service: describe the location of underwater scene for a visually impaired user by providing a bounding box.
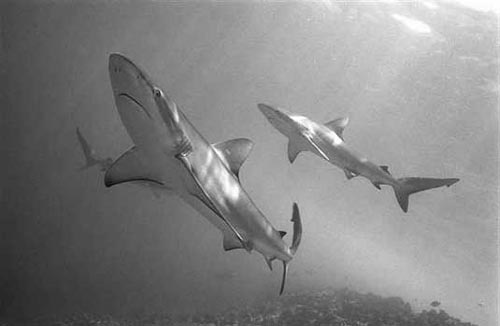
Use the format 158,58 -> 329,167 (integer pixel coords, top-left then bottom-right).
1,1 -> 498,326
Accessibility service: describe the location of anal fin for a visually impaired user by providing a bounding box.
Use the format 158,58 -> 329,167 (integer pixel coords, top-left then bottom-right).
343,168 -> 358,180
380,165 -> 391,175
264,256 -> 275,271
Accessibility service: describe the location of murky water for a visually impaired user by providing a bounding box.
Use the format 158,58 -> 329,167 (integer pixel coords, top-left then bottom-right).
2,1 -> 497,325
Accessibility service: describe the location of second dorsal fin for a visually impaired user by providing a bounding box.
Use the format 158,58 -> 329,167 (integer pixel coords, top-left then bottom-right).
213,138 -> 253,179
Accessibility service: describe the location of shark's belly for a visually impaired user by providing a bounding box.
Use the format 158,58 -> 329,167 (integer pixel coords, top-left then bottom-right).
187,144 -> 274,240
323,143 -> 397,185
321,141 -> 364,170
177,188 -> 232,236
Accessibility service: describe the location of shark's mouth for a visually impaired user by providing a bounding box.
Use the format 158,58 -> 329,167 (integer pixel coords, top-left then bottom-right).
119,92 -> 152,120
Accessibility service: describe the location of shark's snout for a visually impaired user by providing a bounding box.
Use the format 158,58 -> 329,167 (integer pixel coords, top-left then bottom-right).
258,103 -> 295,137
258,103 -> 287,125
109,53 -> 140,81
108,53 -> 161,126
258,103 -> 278,118
108,53 -> 155,93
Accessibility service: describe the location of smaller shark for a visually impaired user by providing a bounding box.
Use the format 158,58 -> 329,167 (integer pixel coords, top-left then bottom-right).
258,104 -> 459,212
76,127 -> 113,171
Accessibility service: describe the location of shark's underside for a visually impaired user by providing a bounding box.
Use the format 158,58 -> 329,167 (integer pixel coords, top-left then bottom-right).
103,54 -> 302,294
258,103 -> 459,212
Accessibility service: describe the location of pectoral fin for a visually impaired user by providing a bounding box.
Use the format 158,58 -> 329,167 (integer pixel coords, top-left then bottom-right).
287,140 -> 303,163
223,234 -> 245,251
104,147 -> 164,187
213,138 -> 253,179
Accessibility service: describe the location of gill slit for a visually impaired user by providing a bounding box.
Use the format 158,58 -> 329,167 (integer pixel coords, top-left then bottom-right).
118,92 -> 153,119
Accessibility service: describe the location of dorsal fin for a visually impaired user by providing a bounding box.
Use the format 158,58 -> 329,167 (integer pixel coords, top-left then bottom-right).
213,138 -> 253,179
380,165 -> 390,175
279,231 -> 287,238
324,117 -> 349,140
104,147 -> 164,187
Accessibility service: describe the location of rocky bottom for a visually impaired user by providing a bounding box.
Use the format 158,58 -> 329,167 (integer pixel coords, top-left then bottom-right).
0,288 -> 476,326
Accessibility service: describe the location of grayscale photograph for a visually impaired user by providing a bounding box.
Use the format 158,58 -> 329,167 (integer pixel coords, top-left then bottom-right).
1,0 -> 498,325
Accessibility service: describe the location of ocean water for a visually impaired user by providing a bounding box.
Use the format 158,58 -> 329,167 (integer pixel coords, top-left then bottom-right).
1,1 -> 497,325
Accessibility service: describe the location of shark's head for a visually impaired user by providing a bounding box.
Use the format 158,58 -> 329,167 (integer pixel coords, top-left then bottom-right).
108,53 -> 190,155
257,103 -> 297,137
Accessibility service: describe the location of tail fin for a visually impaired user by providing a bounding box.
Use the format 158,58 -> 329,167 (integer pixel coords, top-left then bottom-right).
279,261 -> 289,295
76,128 -> 99,169
76,128 -> 113,171
394,177 -> 459,212
290,203 -> 302,255
279,203 -> 302,295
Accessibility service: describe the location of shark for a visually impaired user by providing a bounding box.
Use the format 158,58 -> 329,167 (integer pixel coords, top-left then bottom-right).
257,103 -> 459,213
76,127 -> 164,199
76,127 -> 113,171
104,54 -> 302,294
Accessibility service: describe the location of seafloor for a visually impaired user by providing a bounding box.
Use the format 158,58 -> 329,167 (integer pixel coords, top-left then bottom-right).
0,288 -> 476,326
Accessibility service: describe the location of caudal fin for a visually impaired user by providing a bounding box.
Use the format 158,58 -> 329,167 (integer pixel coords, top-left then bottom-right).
76,128 -> 99,168
76,128 -> 113,171
279,203 -> 303,295
279,261 -> 289,295
394,177 -> 459,212
290,203 -> 302,255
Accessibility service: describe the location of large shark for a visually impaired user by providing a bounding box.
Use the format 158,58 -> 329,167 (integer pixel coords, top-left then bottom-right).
258,103 -> 459,213
104,54 -> 302,294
